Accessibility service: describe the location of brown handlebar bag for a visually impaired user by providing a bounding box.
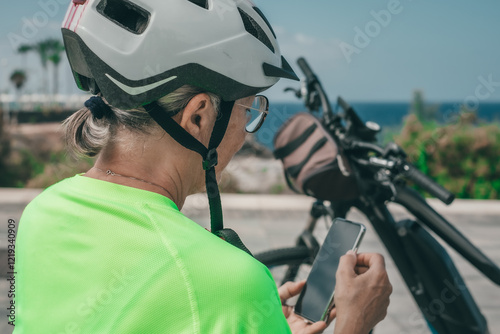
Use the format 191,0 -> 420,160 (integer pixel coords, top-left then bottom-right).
273,112 -> 359,202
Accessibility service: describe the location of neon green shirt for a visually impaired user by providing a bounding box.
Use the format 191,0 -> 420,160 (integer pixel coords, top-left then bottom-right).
15,175 -> 291,333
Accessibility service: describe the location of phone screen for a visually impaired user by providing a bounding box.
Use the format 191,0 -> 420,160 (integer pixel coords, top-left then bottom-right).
294,218 -> 365,323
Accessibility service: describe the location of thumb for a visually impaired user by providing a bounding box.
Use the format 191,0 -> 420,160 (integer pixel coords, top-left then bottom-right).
336,250 -> 357,279
278,280 -> 306,303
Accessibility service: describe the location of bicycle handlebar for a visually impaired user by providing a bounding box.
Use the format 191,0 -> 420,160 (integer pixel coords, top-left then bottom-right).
297,57 -> 318,83
296,57 -> 336,125
402,163 -> 455,205
337,96 -> 350,112
293,56 -> 455,205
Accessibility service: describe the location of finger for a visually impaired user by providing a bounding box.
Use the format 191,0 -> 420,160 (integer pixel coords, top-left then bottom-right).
355,253 -> 386,270
336,250 -> 357,279
354,265 -> 369,275
278,280 -> 306,303
304,320 -> 327,334
326,307 -> 337,326
281,304 -> 293,318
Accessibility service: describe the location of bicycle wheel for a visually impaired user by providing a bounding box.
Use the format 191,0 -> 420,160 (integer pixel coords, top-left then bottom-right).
255,246 -> 314,286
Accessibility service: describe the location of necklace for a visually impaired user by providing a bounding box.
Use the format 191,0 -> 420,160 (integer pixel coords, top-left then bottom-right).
92,167 -> 171,195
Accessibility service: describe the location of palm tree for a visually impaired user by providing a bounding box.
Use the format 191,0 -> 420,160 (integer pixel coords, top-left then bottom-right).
17,44 -> 32,68
45,39 -> 66,96
9,69 -> 27,125
17,41 -> 49,94
35,40 -> 51,95
10,69 -> 27,90
17,39 -> 65,96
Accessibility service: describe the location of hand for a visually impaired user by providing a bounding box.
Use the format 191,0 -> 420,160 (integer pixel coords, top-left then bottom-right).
278,280 -> 336,334
333,251 -> 392,334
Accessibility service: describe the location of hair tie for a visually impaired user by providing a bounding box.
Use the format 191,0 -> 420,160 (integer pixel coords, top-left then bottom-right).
85,96 -> 112,119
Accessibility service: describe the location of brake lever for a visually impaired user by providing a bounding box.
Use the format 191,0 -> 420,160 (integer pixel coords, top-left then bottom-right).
284,81 -> 320,111
306,90 -> 321,112
374,169 -> 398,201
383,142 -> 407,159
284,87 -> 302,99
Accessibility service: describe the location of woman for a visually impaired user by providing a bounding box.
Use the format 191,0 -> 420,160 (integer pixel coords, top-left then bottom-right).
15,0 -> 391,333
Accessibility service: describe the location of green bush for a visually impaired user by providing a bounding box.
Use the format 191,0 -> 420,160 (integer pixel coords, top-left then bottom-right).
395,112 -> 500,199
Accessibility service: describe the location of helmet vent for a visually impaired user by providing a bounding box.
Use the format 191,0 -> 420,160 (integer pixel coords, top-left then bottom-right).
252,7 -> 276,39
238,8 -> 275,53
97,0 -> 150,35
187,0 -> 209,9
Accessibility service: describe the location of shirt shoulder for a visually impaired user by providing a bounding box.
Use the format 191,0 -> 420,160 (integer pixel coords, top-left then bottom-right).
134,202 -> 292,333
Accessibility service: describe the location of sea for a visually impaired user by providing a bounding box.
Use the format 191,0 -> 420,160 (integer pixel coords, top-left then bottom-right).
254,101 -> 500,149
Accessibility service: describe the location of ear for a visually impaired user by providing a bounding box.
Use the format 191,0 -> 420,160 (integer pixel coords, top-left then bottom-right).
178,93 -> 217,146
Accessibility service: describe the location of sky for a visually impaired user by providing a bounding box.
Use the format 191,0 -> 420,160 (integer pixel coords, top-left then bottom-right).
1,0 -> 500,103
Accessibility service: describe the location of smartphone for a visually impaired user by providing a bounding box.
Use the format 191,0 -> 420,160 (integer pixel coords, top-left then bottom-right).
294,218 -> 366,323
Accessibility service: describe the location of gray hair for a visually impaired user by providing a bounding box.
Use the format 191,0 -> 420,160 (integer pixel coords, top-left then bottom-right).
63,85 -> 221,157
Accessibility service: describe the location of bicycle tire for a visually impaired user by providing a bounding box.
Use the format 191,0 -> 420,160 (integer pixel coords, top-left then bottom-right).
255,246 -> 313,285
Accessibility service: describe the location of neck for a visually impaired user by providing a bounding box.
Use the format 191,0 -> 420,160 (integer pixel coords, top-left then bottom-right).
84,143 -> 204,210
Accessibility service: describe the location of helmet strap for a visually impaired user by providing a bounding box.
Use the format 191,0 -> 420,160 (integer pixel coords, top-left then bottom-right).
144,100 -> 234,235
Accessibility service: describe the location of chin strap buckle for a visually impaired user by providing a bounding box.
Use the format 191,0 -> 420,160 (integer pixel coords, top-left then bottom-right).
203,148 -> 218,171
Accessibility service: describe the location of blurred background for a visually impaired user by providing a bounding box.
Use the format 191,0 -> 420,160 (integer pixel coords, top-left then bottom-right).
1,2 -> 500,334
0,0 -> 499,199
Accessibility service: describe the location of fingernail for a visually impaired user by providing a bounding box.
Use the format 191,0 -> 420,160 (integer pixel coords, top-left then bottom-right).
346,250 -> 355,255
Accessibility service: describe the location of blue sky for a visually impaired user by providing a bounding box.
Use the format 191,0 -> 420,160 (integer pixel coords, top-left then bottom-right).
1,0 -> 500,103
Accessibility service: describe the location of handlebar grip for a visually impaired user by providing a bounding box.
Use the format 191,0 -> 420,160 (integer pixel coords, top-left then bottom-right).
297,57 -> 317,82
403,163 -> 455,205
337,96 -> 351,112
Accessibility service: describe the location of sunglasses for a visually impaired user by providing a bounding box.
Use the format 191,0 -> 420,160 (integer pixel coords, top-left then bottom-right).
237,95 -> 269,133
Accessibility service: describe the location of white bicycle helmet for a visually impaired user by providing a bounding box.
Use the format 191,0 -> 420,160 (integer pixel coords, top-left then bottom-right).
62,0 -> 298,109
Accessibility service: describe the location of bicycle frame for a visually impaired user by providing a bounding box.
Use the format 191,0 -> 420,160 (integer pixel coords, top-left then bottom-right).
355,193 -> 489,334
288,190 -> 490,333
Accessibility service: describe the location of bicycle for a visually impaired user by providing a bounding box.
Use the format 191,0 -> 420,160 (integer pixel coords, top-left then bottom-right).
254,57 -> 500,334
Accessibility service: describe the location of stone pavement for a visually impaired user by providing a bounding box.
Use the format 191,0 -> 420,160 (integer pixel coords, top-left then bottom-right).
0,189 -> 499,334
